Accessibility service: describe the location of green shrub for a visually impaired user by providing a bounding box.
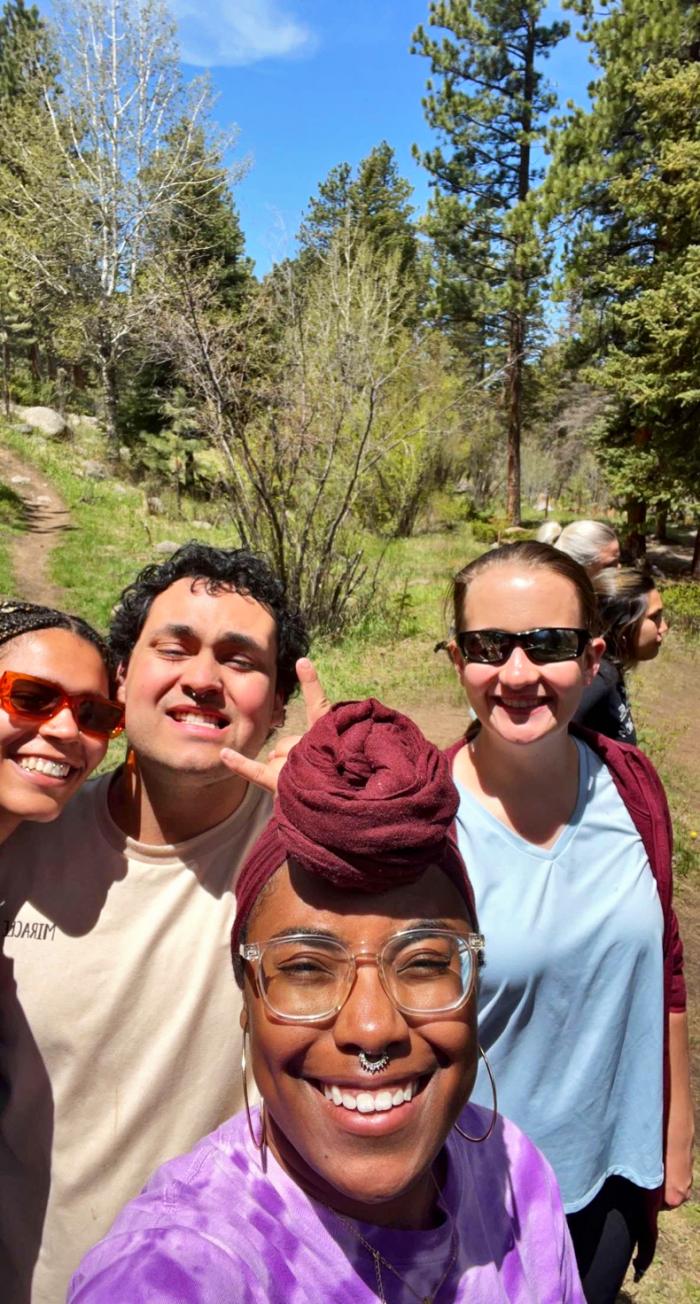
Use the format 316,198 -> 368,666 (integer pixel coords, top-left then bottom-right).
427,491 -> 470,532
470,516 -> 535,545
470,519 -> 499,544
662,582 -> 700,635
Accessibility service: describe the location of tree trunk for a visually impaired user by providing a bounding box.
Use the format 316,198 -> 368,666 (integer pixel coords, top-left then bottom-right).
506,313 -> 522,525
2,339 -> 10,417
626,496 -> 647,560
625,425 -> 652,559
692,524 -> 700,579
655,503 -> 669,542
99,347 -> 119,448
505,18 -> 535,528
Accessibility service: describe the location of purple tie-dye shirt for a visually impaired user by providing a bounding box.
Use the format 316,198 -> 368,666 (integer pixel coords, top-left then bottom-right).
68,1105 -> 584,1303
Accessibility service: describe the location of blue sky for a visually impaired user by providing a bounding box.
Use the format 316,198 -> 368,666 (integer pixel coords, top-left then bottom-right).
172,1 -> 595,276
44,1 -> 596,276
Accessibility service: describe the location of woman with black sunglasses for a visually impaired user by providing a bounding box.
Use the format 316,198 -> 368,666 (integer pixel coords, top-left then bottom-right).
0,600 -> 123,846
445,541 -> 692,1304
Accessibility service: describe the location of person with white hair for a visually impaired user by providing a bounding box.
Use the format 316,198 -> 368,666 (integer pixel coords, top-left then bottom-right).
534,520 -> 620,576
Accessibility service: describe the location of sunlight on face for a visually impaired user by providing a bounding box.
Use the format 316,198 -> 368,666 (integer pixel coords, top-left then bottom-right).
453,565 -> 603,748
243,861 -> 477,1228
0,628 -> 109,831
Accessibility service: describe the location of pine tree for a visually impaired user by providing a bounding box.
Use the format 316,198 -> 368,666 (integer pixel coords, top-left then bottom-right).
549,0 -> 700,559
0,0 -> 52,99
0,1 -> 60,400
412,0 -> 568,522
152,123 -> 253,312
298,143 -> 418,292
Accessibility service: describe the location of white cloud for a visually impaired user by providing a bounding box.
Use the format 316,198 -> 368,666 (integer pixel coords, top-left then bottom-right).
170,0 -> 315,68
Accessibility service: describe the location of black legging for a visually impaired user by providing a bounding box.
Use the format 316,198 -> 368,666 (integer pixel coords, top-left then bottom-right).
566,1176 -> 644,1304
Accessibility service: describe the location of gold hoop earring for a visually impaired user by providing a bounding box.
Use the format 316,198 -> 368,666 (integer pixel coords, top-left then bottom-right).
241,1026 -> 267,1155
454,1046 -> 498,1144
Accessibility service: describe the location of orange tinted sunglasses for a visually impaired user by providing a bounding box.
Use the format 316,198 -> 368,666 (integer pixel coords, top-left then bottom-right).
0,670 -> 124,740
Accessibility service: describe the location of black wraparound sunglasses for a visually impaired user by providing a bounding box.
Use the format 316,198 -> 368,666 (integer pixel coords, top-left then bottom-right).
456,627 -> 592,666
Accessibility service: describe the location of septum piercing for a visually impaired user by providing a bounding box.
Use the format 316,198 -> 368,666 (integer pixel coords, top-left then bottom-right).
358,1050 -> 390,1075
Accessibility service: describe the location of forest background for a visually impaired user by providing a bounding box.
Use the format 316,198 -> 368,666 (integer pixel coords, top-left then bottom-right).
0,2 -> 698,1298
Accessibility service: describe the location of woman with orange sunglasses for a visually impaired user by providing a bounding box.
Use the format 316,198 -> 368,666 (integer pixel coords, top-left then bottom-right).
0,601 -> 123,846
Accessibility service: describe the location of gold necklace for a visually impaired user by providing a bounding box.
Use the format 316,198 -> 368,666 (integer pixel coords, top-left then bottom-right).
330,1174 -> 457,1304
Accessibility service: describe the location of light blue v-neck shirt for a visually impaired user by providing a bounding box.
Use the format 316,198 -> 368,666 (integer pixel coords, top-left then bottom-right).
455,739 -> 664,1212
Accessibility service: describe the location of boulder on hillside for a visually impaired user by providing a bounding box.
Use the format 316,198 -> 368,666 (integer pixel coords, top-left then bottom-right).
14,406 -> 67,438
82,460 -> 109,480
154,540 -> 179,554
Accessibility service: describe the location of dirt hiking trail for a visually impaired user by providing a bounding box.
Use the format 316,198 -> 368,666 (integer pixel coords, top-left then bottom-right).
1,444 -> 72,607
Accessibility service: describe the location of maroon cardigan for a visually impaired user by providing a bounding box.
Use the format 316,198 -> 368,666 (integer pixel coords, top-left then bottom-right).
445,724 -> 686,1276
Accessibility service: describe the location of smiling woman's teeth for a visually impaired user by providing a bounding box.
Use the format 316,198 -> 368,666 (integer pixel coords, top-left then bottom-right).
18,757 -> 71,778
322,1081 -> 417,1113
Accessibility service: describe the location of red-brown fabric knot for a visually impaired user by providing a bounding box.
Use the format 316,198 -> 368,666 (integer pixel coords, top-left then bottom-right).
231,699 -> 475,955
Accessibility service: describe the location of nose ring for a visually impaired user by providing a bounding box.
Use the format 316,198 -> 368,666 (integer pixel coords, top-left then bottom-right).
358,1050 -> 390,1075
184,686 -> 209,703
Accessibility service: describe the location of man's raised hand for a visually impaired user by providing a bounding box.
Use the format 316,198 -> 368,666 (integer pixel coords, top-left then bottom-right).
220,657 -> 331,794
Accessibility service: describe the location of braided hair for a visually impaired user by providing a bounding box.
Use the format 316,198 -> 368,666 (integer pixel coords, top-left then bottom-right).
0,600 -> 111,671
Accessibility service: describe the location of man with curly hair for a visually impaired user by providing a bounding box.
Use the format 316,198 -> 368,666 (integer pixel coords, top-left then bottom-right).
0,543 -> 316,1304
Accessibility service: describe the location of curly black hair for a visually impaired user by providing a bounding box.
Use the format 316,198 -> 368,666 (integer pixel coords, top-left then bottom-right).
108,542 -> 309,703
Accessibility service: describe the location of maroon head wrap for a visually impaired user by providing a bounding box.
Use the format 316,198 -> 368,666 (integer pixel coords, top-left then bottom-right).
231,698 -> 476,954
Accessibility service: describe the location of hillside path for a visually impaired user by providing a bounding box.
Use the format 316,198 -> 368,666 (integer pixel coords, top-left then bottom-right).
1,443 -> 71,607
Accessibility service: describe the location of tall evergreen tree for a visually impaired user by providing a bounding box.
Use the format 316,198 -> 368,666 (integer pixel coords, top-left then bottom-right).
412,0 -> 568,522
153,123 -> 253,312
298,142 -> 418,288
0,0 -> 59,398
0,0 -> 51,98
549,0 -> 700,559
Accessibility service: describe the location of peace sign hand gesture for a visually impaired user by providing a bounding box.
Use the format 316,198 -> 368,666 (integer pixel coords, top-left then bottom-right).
220,657 -> 331,795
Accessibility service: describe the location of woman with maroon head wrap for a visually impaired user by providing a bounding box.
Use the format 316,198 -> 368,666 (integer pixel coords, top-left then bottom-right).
69,700 -> 583,1304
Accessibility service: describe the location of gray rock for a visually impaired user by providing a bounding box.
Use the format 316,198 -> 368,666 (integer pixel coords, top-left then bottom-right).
112,484 -> 129,496
191,519 -> 213,531
10,475 -> 31,485
82,460 -> 109,480
34,495 -> 52,505
14,406 -> 67,437
146,496 -> 164,515
154,540 -> 179,554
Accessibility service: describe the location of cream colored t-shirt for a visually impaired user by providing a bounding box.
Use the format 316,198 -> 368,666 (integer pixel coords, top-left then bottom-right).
0,771 -> 272,1304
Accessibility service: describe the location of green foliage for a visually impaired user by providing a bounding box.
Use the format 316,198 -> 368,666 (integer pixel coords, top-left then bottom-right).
549,0 -> 700,526
662,582 -> 700,636
354,332 -> 466,538
0,475 -> 26,596
299,142 -> 418,285
412,0 -> 569,521
0,478 -> 24,523
149,122 -> 253,312
0,0 -> 54,100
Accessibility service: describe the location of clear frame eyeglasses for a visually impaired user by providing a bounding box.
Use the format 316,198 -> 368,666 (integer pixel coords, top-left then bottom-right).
238,928 -> 485,1023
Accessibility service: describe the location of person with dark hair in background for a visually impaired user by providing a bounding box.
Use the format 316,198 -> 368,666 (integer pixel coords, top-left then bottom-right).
445,542 -> 692,1303
574,569 -> 668,744
0,543 -> 322,1304
69,701 -> 584,1304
